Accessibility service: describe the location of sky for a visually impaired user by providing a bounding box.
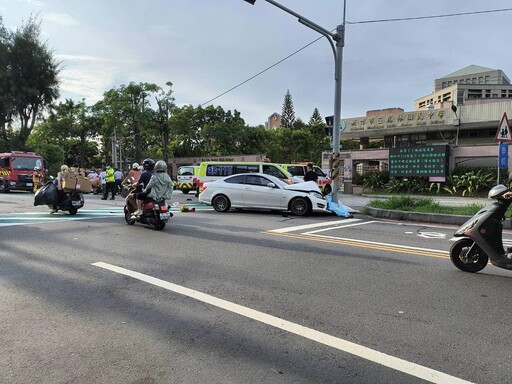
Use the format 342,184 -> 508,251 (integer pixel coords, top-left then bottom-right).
2,0 -> 512,126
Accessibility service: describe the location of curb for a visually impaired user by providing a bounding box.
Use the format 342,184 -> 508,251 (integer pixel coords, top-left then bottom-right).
366,207 -> 512,229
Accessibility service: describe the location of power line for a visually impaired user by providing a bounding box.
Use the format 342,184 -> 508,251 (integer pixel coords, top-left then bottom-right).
200,35 -> 324,107
346,7 -> 512,24
201,7 -> 512,107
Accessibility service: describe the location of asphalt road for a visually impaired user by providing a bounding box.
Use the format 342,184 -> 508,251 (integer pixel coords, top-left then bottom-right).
2,191 -> 512,383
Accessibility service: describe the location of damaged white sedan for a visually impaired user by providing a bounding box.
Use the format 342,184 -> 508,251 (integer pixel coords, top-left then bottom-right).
198,173 -> 327,216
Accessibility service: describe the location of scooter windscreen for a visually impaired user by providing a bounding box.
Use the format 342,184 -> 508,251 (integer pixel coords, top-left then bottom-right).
488,184 -> 509,199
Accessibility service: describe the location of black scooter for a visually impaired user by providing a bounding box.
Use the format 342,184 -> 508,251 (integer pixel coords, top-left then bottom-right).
34,181 -> 84,215
450,184 -> 512,273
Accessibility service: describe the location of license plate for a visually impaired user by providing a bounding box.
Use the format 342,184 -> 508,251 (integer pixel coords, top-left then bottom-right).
26,183 -> 33,186
160,212 -> 170,220
72,201 -> 82,206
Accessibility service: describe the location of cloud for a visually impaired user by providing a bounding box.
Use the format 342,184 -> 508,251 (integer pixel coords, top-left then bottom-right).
43,12 -> 79,26
17,0 -> 45,6
56,54 -> 140,103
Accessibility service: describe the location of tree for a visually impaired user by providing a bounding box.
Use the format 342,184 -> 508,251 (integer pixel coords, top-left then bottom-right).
281,89 -> 296,128
9,16 -> 60,148
28,99 -> 102,169
152,82 -> 176,166
309,108 -> 323,125
0,16 -> 11,150
96,82 -> 159,165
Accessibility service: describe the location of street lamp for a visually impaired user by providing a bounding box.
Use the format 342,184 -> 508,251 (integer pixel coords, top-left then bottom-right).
243,0 -> 346,204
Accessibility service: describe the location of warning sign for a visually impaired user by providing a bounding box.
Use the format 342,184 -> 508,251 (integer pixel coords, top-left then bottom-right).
496,112 -> 512,142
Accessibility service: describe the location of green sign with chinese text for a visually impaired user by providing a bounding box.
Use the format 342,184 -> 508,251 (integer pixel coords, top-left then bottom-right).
389,145 -> 448,177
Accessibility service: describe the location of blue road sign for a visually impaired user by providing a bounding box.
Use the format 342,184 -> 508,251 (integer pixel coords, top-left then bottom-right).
499,142 -> 509,168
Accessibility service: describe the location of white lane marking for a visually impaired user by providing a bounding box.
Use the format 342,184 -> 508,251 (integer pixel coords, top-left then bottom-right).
305,220 -> 376,235
269,218 -> 362,233
92,262 -> 472,384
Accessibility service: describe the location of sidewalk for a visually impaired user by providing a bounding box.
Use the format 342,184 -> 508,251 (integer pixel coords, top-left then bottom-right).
338,193 -> 495,227
338,193 -> 490,211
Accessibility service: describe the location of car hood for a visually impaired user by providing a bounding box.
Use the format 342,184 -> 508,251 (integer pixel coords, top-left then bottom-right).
283,181 -> 322,193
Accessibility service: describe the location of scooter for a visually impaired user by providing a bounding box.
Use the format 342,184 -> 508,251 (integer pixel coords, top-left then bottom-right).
450,184 -> 512,273
34,181 -> 84,215
124,198 -> 172,230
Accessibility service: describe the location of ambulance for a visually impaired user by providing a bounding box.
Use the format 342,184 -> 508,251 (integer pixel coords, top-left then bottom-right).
196,162 -> 294,193
176,165 -> 199,194
280,163 -> 332,195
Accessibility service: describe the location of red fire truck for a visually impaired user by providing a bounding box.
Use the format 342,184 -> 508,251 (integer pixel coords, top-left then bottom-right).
0,151 -> 46,192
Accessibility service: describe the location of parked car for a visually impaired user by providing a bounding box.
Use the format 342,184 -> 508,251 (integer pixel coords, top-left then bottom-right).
198,173 -> 328,216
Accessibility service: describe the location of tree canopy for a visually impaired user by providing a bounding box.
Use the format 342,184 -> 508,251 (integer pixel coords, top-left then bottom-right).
0,16 -> 60,151
4,17 -> 333,172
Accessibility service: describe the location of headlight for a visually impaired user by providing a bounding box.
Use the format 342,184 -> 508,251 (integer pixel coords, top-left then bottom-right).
310,192 -> 324,200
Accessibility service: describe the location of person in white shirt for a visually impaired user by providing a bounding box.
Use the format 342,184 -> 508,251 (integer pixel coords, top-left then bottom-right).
99,169 -> 106,196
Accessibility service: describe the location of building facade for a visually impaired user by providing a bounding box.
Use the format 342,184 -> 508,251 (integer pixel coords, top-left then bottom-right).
265,112 -> 281,129
324,65 -> 512,193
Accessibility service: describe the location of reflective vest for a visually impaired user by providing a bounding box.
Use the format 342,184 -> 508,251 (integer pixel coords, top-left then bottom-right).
105,168 -> 115,182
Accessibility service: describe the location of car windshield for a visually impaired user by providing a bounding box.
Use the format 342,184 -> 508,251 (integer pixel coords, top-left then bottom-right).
178,166 -> 195,176
11,156 -> 43,171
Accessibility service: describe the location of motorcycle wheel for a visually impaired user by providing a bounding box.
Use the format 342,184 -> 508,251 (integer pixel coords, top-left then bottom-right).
69,207 -> 78,215
154,221 -> 166,230
124,207 -> 136,225
450,238 -> 488,273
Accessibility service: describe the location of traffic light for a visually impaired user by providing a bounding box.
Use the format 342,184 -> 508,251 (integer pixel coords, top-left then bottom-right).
325,115 -> 334,136
243,0 -> 256,4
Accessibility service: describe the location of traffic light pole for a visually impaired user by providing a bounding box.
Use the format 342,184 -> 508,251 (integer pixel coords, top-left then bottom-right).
244,0 -> 346,204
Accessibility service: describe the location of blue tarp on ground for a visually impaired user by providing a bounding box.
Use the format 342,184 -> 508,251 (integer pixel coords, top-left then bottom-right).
326,195 -> 352,217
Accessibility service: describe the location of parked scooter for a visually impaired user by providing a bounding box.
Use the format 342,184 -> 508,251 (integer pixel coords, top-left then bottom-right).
124,198 -> 172,230
34,180 -> 84,215
450,184 -> 512,273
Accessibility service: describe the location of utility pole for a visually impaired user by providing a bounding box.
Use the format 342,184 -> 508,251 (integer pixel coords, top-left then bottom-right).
243,0 -> 346,203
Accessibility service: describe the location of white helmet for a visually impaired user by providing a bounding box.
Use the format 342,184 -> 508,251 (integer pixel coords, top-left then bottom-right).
132,162 -> 140,170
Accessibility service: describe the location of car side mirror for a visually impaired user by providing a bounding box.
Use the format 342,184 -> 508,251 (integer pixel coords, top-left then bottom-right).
266,182 -> 276,188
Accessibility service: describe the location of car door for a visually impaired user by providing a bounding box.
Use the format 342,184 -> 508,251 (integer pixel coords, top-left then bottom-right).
241,175 -> 285,209
220,175 -> 245,206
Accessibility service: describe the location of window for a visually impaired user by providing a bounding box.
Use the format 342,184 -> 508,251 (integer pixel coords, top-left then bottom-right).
178,166 -> 195,176
224,175 -> 245,184
206,164 -> 234,176
0,157 -> 8,168
314,167 -> 327,177
262,165 -> 287,179
233,165 -> 258,174
245,175 -> 270,186
11,156 -> 42,170
287,166 -> 305,177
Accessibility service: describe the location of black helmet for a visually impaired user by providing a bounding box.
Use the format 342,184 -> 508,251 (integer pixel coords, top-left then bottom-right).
142,158 -> 155,171
154,160 -> 167,173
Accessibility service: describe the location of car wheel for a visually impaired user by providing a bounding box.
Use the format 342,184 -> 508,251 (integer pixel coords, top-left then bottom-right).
182,189 -> 190,194
212,194 -> 231,212
289,197 -> 310,216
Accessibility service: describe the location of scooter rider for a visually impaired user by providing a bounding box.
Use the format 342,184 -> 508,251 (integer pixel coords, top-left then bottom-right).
141,160 -> 173,203
129,158 -> 155,218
